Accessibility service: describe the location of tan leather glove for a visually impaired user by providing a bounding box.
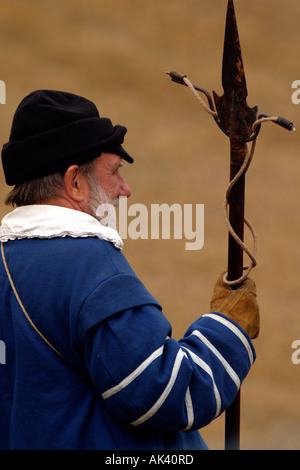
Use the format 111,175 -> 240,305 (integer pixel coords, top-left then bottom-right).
210,273 -> 260,339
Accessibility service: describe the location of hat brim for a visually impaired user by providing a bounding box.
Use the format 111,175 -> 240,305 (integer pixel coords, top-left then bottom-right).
102,144 -> 133,164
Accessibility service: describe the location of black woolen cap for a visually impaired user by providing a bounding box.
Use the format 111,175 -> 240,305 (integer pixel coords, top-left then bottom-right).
1,90 -> 134,186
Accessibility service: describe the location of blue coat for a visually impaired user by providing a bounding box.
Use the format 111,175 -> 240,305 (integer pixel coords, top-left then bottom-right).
0,236 -> 255,450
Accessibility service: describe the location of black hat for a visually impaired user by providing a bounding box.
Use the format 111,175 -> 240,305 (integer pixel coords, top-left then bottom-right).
1,90 -> 134,186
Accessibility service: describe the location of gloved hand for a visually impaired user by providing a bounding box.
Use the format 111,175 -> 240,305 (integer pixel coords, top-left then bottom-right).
210,273 -> 260,339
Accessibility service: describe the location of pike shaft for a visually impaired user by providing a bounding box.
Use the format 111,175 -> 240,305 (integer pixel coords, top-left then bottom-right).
225,141 -> 247,450
227,143 -> 246,284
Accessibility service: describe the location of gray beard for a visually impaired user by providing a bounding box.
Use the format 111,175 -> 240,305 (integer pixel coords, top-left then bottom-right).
87,175 -> 119,229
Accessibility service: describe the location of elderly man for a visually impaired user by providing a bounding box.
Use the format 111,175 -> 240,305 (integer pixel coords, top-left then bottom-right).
0,90 -> 259,450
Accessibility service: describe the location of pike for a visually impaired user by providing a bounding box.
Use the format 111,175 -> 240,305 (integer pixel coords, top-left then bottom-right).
166,0 -> 294,450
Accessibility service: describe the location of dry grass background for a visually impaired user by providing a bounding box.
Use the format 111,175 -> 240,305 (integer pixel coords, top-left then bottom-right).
1,0 -> 300,450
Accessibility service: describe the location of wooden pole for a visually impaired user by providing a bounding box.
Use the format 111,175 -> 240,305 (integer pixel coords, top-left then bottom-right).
213,0 -> 257,449
224,142 -> 247,450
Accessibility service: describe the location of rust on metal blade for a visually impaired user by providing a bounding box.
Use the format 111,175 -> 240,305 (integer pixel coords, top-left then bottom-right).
222,0 -> 247,96
213,0 -> 257,143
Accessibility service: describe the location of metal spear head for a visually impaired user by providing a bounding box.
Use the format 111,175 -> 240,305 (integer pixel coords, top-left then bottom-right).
166,0 -> 293,137
213,0 -> 258,143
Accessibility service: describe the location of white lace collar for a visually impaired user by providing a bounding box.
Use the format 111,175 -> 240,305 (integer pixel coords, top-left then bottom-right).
0,205 -> 123,250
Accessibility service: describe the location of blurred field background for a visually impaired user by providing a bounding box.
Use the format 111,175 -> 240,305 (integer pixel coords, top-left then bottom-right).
1,0 -> 300,450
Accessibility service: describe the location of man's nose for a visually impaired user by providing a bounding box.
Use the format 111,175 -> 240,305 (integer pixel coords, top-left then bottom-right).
119,175 -> 131,198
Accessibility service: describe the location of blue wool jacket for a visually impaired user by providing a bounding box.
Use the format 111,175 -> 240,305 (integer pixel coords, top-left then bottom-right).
0,236 -> 255,450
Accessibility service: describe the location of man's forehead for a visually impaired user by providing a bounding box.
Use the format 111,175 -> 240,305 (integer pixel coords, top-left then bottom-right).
97,152 -> 122,168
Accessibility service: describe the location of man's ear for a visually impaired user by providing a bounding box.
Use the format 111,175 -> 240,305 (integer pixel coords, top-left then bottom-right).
63,165 -> 88,202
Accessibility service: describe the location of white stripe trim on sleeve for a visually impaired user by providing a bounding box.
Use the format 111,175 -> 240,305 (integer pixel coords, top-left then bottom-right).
131,349 -> 186,426
203,313 -> 254,365
102,342 -> 167,400
182,387 -> 194,431
190,330 -> 240,390
182,346 -> 221,418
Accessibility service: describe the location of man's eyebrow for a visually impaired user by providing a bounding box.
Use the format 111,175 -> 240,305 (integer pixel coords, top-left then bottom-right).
111,160 -> 126,172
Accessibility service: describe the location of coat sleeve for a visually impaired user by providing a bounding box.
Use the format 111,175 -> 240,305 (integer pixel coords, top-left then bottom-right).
78,274 -> 256,432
